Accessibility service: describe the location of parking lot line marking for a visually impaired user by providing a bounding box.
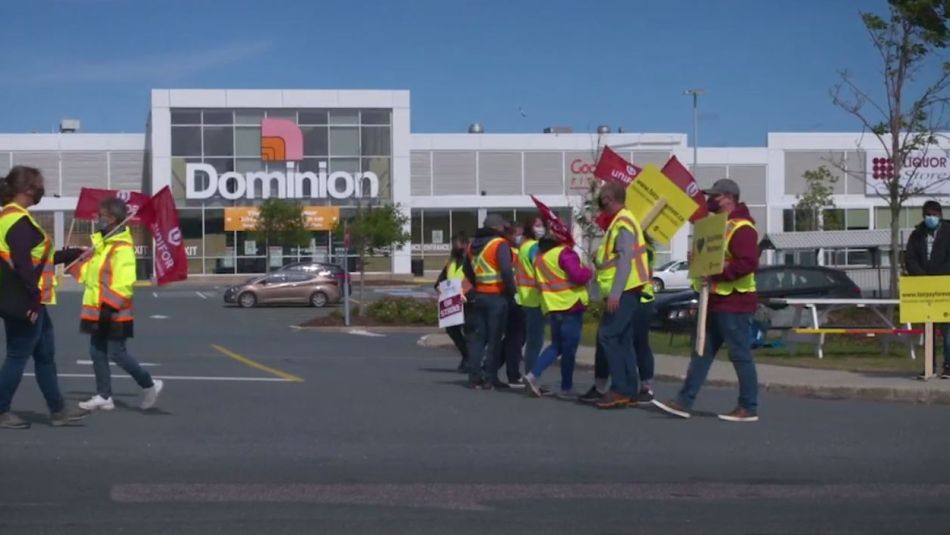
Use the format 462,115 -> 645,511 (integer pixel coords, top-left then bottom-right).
28,373 -> 293,382
211,344 -> 304,383
196,291 -> 208,299
76,360 -> 159,367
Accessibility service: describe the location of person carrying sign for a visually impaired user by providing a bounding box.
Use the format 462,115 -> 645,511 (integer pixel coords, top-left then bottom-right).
71,198 -> 164,412
655,179 -> 760,422
523,225 -> 592,399
588,182 -> 652,409
904,200 -> 950,379
466,214 -> 517,390
435,232 -> 475,372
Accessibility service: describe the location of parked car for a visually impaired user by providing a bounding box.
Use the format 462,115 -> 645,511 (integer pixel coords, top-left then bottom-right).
223,271 -> 342,308
652,260 -> 691,292
279,261 -> 347,287
654,265 -> 861,331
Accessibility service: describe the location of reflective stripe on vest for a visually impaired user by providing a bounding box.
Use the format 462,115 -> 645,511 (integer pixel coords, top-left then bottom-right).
710,219 -> 757,295
535,245 -> 590,314
471,237 -> 506,293
515,239 -> 541,308
81,243 -> 134,322
0,203 -> 57,305
594,209 -> 650,298
446,259 -> 472,294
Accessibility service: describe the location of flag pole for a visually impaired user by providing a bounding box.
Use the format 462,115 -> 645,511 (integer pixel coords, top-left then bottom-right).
63,213 -> 136,273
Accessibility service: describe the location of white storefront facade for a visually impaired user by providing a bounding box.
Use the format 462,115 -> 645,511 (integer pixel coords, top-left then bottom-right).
0,89 -> 947,277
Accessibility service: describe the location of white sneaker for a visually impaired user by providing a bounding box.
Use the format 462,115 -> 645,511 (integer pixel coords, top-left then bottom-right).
78,395 -> 114,411
140,380 -> 163,410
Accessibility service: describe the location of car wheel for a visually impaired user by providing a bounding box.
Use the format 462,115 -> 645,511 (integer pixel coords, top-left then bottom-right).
238,292 -> 257,308
652,278 -> 665,292
310,291 -> 329,308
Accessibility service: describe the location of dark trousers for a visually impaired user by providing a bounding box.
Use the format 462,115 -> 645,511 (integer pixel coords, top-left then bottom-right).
499,302 -> 526,382
0,307 -> 65,413
446,323 -> 469,366
89,334 -> 154,398
595,292 -> 641,397
633,300 -> 655,384
466,294 -> 509,385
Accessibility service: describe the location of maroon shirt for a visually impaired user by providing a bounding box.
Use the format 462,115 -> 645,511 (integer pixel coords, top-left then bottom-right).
6,218 -> 82,311
709,203 -> 759,314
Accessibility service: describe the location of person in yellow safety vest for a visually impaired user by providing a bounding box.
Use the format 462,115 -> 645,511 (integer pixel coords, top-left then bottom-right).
511,218 -> 547,380
0,166 -> 89,429
522,225 -> 593,399
72,198 -> 164,412
465,213 -> 517,390
655,178 -> 761,423
582,182 -> 652,409
495,223 -> 528,390
434,232 -> 474,372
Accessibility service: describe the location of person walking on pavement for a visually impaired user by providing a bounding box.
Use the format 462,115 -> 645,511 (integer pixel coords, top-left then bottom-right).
523,227 -> 592,399
655,178 -> 761,422
497,224 -> 527,389
434,232 -> 475,373
589,182 -> 652,409
466,214 -> 517,390
72,198 -> 164,411
514,218 -> 547,379
0,166 -> 90,429
904,200 -> 950,379
632,240 -> 658,403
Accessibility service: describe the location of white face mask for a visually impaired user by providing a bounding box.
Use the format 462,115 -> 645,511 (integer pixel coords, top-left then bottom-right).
533,226 -> 545,239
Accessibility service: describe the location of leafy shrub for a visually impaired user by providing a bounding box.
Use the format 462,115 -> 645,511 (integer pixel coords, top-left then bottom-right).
365,297 -> 438,325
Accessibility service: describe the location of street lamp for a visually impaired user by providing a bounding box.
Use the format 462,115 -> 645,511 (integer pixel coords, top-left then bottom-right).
683,89 -> 704,170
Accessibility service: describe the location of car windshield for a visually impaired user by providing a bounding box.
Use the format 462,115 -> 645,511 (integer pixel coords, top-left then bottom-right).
656,261 -> 677,271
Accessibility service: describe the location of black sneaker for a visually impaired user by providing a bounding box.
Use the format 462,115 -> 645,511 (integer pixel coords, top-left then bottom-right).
578,386 -> 604,404
507,377 -> 526,390
637,389 -> 655,404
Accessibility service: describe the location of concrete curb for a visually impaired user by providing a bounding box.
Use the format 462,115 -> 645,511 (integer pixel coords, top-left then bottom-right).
417,334 -> 950,405
295,325 -> 441,334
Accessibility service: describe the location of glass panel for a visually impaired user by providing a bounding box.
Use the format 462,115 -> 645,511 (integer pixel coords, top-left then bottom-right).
823,209 -> 845,230
203,126 -> 234,156
424,210 -> 451,255
330,109 -> 359,125
171,110 -> 201,124
847,208 -> 870,230
235,158 -> 263,173
171,127 -> 202,156
361,126 -> 391,156
451,210 -> 478,240
361,109 -> 391,125
266,110 -> 296,120
302,126 -> 329,156
330,158 -> 360,173
875,207 -> 891,229
235,109 -> 264,124
361,157 -> 390,201
178,209 -> 204,274
203,110 -> 233,125
329,127 -> 360,156
235,127 -> 261,157
783,209 -> 794,232
411,209 -> 422,246
300,158 -> 329,174
299,110 -> 329,124
204,157 -> 234,174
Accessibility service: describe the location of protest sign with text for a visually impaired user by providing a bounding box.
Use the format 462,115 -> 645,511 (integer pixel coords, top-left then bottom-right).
625,165 -> 699,244
437,279 -> 465,328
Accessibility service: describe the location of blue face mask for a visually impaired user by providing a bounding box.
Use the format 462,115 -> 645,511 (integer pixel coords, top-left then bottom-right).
925,215 -> 941,230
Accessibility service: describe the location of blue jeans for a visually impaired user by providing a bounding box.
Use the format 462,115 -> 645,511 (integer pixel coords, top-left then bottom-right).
532,311 -> 583,391
633,300 -> 655,385
596,292 -> 641,396
677,311 -> 759,413
466,294 -> 509,385
90,334 -> 154,398
523,306 -> 545,374
0,307 -> 65,413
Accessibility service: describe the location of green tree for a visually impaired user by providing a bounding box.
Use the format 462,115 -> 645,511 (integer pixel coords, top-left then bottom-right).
831,0 -> 950,293
793,166 -> 841,231
338,203 -> 410,315
252,198 -> 310,272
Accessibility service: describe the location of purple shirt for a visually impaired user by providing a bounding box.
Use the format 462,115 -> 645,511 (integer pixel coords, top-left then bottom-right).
557,247 -> 592,314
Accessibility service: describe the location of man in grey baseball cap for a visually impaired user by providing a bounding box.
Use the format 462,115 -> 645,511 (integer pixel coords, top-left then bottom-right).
703,178 -> 741,198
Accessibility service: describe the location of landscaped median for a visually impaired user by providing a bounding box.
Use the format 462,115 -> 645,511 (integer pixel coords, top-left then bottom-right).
299,296 -> 440,331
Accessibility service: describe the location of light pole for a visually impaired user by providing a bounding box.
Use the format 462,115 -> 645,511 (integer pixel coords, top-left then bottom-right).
683,89 -> 704,169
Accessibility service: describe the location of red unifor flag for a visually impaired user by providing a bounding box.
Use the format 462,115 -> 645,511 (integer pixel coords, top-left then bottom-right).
530,195 -> 575,247
661,156 -> 707,222
75,188 -> 149,222
136,186 -> 188,286
594,146 -> 641,186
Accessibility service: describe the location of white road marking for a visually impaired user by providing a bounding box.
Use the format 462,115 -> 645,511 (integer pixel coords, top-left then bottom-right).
196,291 -> 207,299
152,292 -> 158,298
29,373 -> 295,382
347,328 -> 385,338
76,360 -> 159,367
149,315 -> 169,319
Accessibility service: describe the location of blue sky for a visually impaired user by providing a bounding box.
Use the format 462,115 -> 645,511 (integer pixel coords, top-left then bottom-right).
0,0 -> 916,145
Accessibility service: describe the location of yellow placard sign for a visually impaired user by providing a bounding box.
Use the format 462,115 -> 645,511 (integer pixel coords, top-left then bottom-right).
625,164 -> 699,245
224,206 -> 340,231
899,275 -> 950,323
688,212 -> 728,278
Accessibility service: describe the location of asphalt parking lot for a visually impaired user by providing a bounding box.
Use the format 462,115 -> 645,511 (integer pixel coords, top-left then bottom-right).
1,285 -> 950,534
